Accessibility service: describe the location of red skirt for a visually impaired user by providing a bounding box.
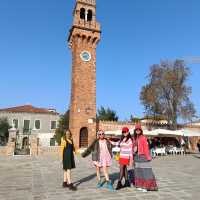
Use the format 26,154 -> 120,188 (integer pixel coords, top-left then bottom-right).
119,158 -> 129,165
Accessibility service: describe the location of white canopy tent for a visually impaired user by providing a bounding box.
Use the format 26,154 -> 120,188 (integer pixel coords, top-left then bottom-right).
182,129 -> 200,137
105,129 -> 159,136
105,128 -> 200,137
153,129 -> 183,137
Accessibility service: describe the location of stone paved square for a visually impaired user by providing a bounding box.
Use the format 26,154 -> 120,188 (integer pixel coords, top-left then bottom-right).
0,155 -> 200,200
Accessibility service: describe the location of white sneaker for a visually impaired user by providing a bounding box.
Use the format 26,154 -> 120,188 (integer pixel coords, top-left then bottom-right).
136,188 -> 143,191
142,189 -> 147,193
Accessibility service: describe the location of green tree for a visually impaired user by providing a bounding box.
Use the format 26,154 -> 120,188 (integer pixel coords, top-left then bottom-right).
55,110 -> 69,145
97,106 -> 118,121
140,60 -> 196,129
0,118 -> 11,144
130,115 -> 141,123
141,115 -> 167,121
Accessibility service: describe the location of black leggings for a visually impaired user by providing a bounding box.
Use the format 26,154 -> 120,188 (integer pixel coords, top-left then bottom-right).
119,164 -> 128,181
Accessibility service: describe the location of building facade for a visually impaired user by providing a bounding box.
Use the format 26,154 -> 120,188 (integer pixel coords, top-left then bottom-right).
0,105 -> 60,148
68,0 -> 101,149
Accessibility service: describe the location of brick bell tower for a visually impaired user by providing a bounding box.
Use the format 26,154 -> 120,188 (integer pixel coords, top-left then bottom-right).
68,0 -> 101,149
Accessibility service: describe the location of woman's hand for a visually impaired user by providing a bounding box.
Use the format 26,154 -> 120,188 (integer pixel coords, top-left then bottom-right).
107,138 -> 112,143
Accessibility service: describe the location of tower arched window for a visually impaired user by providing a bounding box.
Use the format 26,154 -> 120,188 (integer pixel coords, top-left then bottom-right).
80,8 -> 85,20
87,10 -> 93,21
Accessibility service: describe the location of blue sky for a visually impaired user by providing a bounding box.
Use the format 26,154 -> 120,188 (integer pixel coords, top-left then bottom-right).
0,0 -> 200,120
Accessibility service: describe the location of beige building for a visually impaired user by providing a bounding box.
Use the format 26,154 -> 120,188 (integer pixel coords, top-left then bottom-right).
0,105 -> 60,151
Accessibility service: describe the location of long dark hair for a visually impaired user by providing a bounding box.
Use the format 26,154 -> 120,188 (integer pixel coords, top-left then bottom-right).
120,132 -> 132,143
64,129 -> 73,142
133,129 -> 143,140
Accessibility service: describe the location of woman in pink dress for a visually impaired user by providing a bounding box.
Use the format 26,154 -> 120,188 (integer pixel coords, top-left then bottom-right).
82,130 -> 114,190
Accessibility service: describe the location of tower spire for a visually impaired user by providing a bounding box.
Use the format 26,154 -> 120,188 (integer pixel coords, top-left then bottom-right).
68,0 -> 100,47
76,0 -> 96,6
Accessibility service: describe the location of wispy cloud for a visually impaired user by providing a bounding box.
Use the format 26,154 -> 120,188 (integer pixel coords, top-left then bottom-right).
182,56 -> 200,64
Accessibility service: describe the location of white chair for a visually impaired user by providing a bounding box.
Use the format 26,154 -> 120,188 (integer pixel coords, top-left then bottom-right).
176,147 -> 185,155
154,147 -> 166,156
168,147 -> 177,155
168,147 -> 184,155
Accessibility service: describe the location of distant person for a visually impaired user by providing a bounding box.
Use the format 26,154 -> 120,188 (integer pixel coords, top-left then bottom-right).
133,124 -> 158,192
81,130 -> 114,191
60,130 -> 77,191
156,138 -> 161,148
149,139 -> 156,159
180,136 -> 186,154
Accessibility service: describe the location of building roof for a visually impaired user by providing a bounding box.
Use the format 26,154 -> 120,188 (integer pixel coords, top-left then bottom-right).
0,105 -> 59,115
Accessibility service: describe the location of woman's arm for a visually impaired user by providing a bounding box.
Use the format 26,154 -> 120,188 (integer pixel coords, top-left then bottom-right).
72,141 -> 78,154
60,138 -> 66,160
127,139 -> 133,161
81,139 -> 97,158
143,137 -> 152,161
108,139 -> 119,146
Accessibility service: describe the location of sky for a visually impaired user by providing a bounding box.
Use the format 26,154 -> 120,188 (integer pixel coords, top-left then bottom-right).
0,0 -> 200,120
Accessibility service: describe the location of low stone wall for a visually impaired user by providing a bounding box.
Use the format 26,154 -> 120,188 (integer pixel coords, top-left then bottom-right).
6,142 -> 15,156
0,146 -> 7,156
38,146 -> 60,156
0,141 -> 15,156
30,135 -> 39,156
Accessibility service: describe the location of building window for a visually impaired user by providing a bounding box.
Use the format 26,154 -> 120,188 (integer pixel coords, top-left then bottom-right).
50,138 -> 56,146
80,8 -> 85,20
13,119 -> 18,129
87,9 -> 92,21
23,120 -> 30,134
35,120 -> 41,130
51,121 -> 57,130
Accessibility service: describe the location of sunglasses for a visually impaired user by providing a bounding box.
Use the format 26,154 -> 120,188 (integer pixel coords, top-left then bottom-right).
122,131 -> 128,134
98,133 -> 104,136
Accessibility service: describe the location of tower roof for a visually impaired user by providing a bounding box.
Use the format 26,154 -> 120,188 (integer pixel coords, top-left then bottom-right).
77,0 -> 96,6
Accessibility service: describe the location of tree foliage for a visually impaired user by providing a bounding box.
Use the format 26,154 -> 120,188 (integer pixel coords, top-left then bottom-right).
54,110 -> 69,145
140,60 -> 196,129
130,115 -> 141,123
97,106 -> 118,121
0,118 -> 11,144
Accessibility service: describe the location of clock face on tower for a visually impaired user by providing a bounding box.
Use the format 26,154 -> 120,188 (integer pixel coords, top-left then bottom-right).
80,51 -> 91,62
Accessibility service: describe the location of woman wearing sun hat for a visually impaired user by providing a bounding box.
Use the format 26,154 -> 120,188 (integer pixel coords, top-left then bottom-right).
133,123 -> 158,192
81,130 -> 114,191
109,127 -> 133,190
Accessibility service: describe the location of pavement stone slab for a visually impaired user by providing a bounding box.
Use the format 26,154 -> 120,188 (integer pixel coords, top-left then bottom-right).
0,154 -> 200,200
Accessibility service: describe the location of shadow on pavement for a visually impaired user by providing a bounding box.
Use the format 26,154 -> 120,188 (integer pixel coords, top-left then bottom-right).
74,173 -> 96,186
110,169 -> 134,184
193,155 -> 200,159
73,169 -> 134,187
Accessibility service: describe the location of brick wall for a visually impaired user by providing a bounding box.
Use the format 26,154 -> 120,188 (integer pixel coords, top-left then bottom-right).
185,126 -> 200,151
98,120 -> 137,132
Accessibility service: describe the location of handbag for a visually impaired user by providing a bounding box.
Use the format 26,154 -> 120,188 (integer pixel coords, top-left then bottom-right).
115,152 -> 120,161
